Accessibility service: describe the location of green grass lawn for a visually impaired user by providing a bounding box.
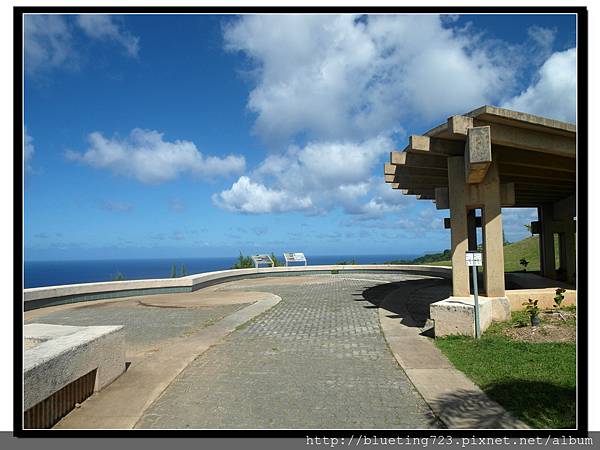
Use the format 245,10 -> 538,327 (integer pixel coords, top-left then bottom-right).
435,310 -> 576,429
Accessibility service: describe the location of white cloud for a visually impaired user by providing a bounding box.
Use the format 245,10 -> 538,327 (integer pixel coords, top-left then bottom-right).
76,15 -> 140,57
24,128 -> 34,171
212,176 -> 313,214
66,128 -> 245,184
25,15 -> 74,74
224,14 -> 519,145
502,48 -> 576,122
218,15 -> 576,224
213,137 -> 415,216
527,26 -> 556,56
24,14 -> 140,75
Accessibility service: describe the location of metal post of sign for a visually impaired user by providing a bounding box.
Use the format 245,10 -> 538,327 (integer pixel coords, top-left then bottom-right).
472,264 -> 481,339
466,250 -> 482,339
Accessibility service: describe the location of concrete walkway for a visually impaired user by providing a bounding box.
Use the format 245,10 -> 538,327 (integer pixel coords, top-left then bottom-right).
136,276 -> 438,429
54,294 -> 281,429
376,281 -> 528,429
34,273 -> 527,429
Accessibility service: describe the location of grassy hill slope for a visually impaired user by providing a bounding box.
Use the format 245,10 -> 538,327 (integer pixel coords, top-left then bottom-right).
417,235 -> 557,273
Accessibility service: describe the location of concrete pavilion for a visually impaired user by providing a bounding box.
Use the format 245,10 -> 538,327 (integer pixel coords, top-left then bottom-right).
384,106 -> 576,322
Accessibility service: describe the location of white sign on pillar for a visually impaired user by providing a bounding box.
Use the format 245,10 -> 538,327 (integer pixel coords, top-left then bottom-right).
465,251 -> 483,267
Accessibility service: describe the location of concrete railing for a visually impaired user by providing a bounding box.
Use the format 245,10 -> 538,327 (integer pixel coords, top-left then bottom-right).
23,264 -> 451,311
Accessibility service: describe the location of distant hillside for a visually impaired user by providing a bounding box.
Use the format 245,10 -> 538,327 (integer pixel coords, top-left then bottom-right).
391,236 -> 556,272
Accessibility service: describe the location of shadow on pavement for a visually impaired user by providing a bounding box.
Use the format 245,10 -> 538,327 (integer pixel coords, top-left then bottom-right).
357,279 -> 450,328
426,381 -> 575,429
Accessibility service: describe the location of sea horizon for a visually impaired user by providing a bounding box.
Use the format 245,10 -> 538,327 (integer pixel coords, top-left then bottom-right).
24,253 -> 427,289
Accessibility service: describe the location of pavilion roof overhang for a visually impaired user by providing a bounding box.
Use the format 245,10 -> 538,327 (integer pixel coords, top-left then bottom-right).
384,105 -> 576,209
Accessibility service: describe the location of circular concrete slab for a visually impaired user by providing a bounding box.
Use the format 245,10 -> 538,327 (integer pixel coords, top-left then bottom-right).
137,290 -> 271,308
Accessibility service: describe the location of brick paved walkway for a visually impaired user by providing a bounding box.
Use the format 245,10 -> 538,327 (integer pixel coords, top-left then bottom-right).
137,276 -> 437,429
25,300 -> 246,360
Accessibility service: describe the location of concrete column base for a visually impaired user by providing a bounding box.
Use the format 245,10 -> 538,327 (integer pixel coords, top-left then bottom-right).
430,295 -> 511,338
487,296 -> 511,322
430,296 -> 493,337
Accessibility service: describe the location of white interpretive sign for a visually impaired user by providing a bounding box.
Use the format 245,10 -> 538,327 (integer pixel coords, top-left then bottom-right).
251,254 -> 274,268
283,252 -> 307,266
465,251 -> 483,267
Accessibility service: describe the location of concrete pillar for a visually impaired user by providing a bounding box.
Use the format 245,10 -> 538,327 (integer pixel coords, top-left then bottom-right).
480,163 -> 505,297
539,204 -> 556,279
448,156 -> 470,297
562,222 -> 576,284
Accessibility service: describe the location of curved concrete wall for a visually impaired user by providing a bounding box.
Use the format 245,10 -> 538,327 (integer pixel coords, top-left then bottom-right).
23,264 -> 451,311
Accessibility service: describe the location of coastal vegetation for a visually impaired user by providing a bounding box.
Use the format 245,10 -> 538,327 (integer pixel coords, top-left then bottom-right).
169,264 -> 189,277
232,252 -> 254,269
112,271 -> 125,281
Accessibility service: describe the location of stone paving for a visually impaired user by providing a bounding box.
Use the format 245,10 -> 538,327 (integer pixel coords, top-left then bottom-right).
25,299 -> 246,359
137,276 -> 438,429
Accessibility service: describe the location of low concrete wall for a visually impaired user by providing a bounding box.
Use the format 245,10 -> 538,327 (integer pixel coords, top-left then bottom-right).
506,288 -> 576,311
23,264 -> 451,311
24,324 -> 126,411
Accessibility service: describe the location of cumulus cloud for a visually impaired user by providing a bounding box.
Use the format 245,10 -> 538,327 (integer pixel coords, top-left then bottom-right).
25,15 -> 74,74
224,14 -> 520,145
76,15 -> 140,57
502,48 -> 576,122
212,176 -> 313,214
24,14 -> 140,75
217,15 -> 575,224
24,128 -> 34,171
213,137 -> 412,216
66,128 -> 245,184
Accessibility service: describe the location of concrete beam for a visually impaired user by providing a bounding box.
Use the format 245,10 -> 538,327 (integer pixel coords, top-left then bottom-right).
552,195 -> 576,220
391,151 -> 448,170
386,175 -> 448,187
465,126 -> 492,184
500,182 -> 515,206
474,119 -> 576,157
416,193 -> 435,200
435,182 -> 514,210
495,146 -> 576,173
444,217 -> 482,229
499,163 -> 575,182
388,163 -> 448,178
409,135 -> 464,155
447,115 -> 474,136
435,187 -> 449,210
384,163 -> 396,175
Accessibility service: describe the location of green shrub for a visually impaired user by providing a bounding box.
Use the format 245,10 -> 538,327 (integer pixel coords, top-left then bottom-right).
112,271 -> 125,281
232,251 -> 254,269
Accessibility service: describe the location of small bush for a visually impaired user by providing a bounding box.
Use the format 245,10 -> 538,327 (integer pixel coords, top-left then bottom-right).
232,251 -> 254,269
112,272 -> 125,281
520,258 -> 529,271
554,288 -> 566,309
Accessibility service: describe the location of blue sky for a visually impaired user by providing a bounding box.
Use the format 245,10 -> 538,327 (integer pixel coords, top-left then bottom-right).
23,13 -> 577,261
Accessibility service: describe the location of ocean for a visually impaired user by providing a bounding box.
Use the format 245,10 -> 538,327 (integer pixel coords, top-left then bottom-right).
23,254 -> 421,289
